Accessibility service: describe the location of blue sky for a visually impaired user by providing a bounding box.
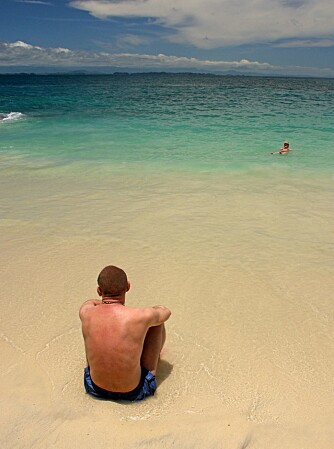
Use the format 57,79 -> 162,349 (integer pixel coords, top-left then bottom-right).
0,0 -> 333,76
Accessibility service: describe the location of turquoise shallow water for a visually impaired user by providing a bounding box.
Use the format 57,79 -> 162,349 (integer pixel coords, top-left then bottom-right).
0,73 -> 333,175
1,73 -> 333,268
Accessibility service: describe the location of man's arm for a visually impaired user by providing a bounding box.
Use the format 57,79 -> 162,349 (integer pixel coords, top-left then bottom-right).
79,299 -> 102,319
146,305 -> 171,326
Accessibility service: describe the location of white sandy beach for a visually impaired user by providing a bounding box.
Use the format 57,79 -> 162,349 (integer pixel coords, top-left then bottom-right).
1,163 -> 333,448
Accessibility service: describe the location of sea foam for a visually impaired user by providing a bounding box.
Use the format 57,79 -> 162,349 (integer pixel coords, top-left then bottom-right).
0,112 -> 24,122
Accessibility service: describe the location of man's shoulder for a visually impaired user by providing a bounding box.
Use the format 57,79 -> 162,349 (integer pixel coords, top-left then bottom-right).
125,305 -> 154,317
79,299 -> 102,319
127,305 -> 171,326
124,306 -> 159,324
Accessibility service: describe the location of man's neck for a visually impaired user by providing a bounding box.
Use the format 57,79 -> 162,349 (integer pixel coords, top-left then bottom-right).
101,295 -> 125,305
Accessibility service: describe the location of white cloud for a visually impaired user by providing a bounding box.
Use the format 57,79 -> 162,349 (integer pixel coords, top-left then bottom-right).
69,0 -> 334,48
0,41 -> 270,69
0,41 -> 333,76
7,41 -> 42,50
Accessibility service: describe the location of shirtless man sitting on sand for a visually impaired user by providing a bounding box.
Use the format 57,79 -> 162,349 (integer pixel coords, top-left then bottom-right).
80,265 -> 171,401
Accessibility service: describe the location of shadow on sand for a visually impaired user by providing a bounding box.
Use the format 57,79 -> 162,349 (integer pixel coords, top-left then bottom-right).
156,359 -> 173,385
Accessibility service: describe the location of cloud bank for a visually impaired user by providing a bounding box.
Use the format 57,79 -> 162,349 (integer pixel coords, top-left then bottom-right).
0,41 -> 273,70
69,0 -> 334,48
0,41 -> 333,77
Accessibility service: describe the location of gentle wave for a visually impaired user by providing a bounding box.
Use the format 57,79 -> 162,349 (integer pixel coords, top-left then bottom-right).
0,112 -> 24,122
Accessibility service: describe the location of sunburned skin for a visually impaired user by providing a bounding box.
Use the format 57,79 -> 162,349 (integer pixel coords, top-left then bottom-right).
80,266 -> 171,394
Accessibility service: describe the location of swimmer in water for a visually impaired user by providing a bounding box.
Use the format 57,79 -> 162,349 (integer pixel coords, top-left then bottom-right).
271,141 -> 291,154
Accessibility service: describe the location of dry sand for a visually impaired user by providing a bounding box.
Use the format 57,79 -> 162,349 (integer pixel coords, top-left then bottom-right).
1,164 -> 333,448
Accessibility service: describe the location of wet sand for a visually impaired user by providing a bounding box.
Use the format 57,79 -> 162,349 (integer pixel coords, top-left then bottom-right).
1,164 -> 333,448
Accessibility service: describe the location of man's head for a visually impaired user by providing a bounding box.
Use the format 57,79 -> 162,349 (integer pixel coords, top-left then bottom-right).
283,141 -> 289,148
97,265 -> 129,298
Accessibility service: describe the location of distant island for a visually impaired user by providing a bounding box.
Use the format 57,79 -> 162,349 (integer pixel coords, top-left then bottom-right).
0,68 -> 333,79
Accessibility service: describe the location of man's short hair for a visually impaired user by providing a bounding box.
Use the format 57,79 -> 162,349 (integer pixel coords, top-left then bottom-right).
97,265 -> 128,296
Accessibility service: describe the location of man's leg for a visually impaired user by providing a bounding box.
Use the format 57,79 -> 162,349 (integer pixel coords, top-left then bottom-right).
141,324 -> 166,375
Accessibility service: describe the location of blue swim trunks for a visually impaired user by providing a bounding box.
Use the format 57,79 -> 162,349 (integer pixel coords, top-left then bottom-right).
84,366 -> 157,401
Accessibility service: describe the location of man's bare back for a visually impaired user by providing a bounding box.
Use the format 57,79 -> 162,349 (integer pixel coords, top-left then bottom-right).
80,266 -> 171,400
